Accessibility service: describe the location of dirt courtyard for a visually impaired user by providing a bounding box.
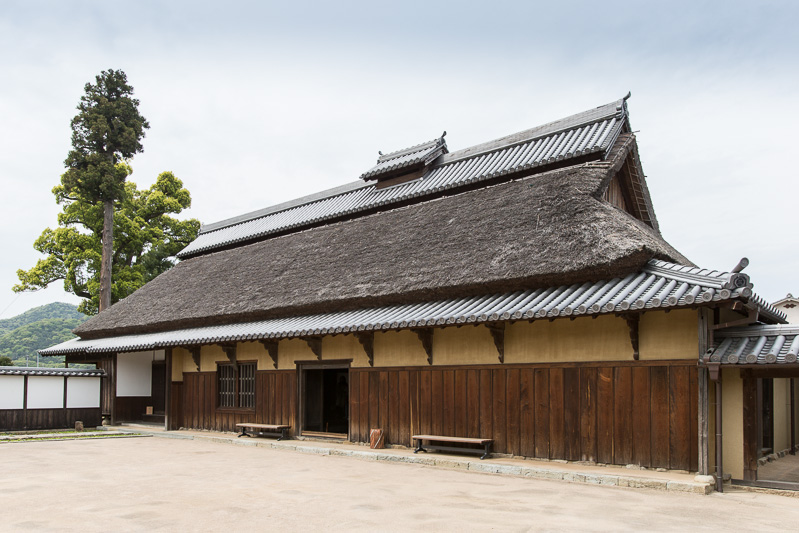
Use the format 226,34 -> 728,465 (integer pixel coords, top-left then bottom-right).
3,436 -> 799,532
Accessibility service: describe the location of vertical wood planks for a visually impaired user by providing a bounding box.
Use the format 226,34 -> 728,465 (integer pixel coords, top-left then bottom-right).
479,369 -> 493,440
669,366 -> 691,470
579,367 -> 597,463
549,368 -> 564,459
650,366 -> 670,468
467,369 -> 481,438
596,367 -> 614,464
506,368 -> 521,456
519,369 -> 535,458
349,370 -> 361,442
631,366 -> 651,467
379,371 -> 389,432
419,370 -> 432,436
492,368 -> 507,453
613,367 -> 633,465
399,370 -> 411,445
534,368 -> 550,459
388,371 -> 399,444
454,370 -> 468,438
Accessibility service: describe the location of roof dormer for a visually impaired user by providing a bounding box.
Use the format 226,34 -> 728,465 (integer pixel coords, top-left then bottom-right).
360,133 -> 448,188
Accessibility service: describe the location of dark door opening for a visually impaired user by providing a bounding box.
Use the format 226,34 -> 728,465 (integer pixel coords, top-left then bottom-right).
301,367 -> 349,436
151,360 -> 166,414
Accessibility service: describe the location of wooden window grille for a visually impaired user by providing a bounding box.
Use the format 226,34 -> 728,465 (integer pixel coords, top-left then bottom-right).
218,362 -> 256,409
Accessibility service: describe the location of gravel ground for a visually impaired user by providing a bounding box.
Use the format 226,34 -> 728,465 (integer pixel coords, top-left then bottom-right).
3,437 -> 799,532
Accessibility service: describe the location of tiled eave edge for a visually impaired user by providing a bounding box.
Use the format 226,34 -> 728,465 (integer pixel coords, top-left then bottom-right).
40,262 -> 781,357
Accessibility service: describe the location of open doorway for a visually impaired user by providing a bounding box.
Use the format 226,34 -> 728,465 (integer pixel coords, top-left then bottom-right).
300,365 -> 349,437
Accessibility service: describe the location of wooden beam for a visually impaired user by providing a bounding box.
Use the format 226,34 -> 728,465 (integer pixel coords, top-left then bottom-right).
624,315 -> 640,360
259,340 -> 279,369
353,332 -> 374,367
186,346 -> 201,372
711,307 -> 759,330
217,343 -> 237,370
486,323 -> 505,364
302,337 -> 322,360
412,328 -> 433,365
742,370 -> 759,482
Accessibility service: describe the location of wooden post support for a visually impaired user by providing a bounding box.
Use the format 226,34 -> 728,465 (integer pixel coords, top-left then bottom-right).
302,337 -> 322,360
742,369 -> 758,482
187,346 -> 201,372
259,340 -> 279,369
164,347 -> 172,431
354,332 -> 374,367
624,315 -> 640,360
486,323 -> 505,364
791,378 -> 796,455
218,343 -> 237,370
412,328 -> 433,365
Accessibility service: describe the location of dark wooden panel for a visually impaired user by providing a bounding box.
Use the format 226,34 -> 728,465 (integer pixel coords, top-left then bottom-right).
669,366 -> 691,471
614,367 -> 633,465
349,370 -> 360,442
388,371 -> 399,444
170,382 -> 183,430
549,368 -> 564,459
563,367 -> 580,462
399,370 -> 412,446
520,368 -> 535,457
650,366 -> 670,468
431,370 -> 444,435
454,370 -> 468,437
359,371 -> 369,440
492,368 -> 507,453
479,369 -> 493,439
115,396 -> 150,422
379,371 -> 390,432
596,367 -> 614,464
631,366 -> 651,466
534,368 -> 549,459
689,366 -> 699,473
506,368 -> 521,456
443,370 -> 455,436
419,370 -> 432,436
579,367 -> 597,463
467,369 -> 481,438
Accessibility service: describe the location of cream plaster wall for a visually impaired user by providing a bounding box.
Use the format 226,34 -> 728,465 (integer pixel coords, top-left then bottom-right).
323,334 -> 368,367
638,309 -> 698,360
236,341 -> 275,370
721,368 -> 744,480
277,338 -> 315,369
504,315 -> 632,364
374,330 -> 428,367
200,344 -> 228,372
172,349 -> 185,381
433,325 -> 498,366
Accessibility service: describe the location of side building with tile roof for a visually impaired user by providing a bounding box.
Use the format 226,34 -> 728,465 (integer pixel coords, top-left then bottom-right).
38,96 -> 797,489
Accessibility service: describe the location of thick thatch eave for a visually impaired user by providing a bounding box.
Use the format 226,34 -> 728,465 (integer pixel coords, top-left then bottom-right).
75,161 -> 688,340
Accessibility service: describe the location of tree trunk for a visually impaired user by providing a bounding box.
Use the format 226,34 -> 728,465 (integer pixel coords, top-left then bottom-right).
99,199 -> 114,312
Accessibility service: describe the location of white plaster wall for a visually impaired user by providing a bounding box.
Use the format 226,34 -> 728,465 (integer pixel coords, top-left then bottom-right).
66,377 -> 101,408
117,351 -> 153,397
154,349 -> 165,361
0,375 -> 24,409
27,376 -> 64,409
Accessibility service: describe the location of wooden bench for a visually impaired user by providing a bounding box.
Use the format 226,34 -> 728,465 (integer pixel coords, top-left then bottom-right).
236,423 -> 290,441
412,434 -> 493,460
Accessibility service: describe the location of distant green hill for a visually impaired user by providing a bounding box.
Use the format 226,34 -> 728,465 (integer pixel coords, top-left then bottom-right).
0,303 -> 88,367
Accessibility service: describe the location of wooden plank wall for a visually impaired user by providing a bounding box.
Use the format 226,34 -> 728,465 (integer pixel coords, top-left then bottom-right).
0,408 -> 101,431
350,363 -> 698,471
115,396 -> 151,422
177,370 -> 296,433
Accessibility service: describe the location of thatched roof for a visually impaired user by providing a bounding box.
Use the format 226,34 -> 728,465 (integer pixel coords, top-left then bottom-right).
75,137 -> 689,339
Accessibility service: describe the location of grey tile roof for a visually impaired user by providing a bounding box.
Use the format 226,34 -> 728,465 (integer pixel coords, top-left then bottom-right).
178,98 -> 629,259
0,366 -> 105,377
708,325 -> 799,365
359,135 -> 448,180
42,259 -> 784,356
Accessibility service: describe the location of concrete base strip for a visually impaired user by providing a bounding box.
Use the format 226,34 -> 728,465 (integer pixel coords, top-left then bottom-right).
109,427 -> 713,495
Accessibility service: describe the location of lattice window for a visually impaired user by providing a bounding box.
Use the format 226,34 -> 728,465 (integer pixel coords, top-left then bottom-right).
217,362 -> 256,409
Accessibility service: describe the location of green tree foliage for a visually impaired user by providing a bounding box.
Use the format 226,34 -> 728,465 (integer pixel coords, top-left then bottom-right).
0,356 -> 12,366
15,172 -> 200,314
60,69 -> 150,311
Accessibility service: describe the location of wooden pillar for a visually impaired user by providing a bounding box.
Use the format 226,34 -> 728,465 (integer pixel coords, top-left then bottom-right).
791,378 -> 796,455
164,348 -> 172,431
698,367 -> 709,475
742,370 -> 758,481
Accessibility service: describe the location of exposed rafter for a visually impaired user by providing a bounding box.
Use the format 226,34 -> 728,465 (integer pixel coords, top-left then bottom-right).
354,332 -> 375,367
302,336 -> 322,360
486,323 -> 505,364
412,328 -> 433,365
259,340 -> 279,369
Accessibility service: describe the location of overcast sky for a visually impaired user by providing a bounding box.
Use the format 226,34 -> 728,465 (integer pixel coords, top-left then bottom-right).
1,0 -> 797,319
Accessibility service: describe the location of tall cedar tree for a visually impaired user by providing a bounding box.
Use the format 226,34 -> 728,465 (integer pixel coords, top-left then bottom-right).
62,70 -> 149,311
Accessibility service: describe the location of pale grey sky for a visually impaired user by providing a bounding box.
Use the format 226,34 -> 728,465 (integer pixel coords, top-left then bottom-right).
1,0 -> 797,319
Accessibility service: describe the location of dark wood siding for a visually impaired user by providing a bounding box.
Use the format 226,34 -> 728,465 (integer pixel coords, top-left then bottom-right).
348,362 -> 699,470
0,408 -> 101,431
177,370 -> 296,433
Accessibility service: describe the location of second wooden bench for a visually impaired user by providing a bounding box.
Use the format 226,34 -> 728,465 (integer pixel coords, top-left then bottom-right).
412,434 -> 493,460
236,423 -> 290,441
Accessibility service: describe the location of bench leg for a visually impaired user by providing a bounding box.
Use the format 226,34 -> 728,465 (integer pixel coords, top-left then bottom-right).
481,442 -> 491,460
238,427 -> 248,438
278,428 -> 287,441
414,440 -> 426,454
